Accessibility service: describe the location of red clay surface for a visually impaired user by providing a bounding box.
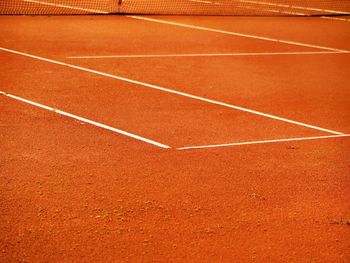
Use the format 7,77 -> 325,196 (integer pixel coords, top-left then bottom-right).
1,15 -> 350,262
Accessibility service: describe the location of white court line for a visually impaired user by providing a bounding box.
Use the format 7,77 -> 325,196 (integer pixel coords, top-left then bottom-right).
67,51 -> 348,59
236,1 -> 350,22
127,16 -> 349,53
206,0 -> 350,21
190,0 -> 350,16
0,47 -> 344,136
237,5 -> 306,16
189,0 -> 215,4
239,6 -> 350,22
177,134 -> 350,150
321,16 -> 350,22
20,0 -> 109,14
190,0 -> 306,15
238,0 -> 350,15
0,91 -> 170,149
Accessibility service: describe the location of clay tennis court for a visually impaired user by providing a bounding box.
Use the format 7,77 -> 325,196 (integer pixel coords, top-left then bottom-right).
1,0 -> 350,262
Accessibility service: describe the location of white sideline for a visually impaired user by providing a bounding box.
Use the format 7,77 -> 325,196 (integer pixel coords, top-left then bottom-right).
127,16 -> 349,53
0,91 -> 171,149
177,134 -> 350,150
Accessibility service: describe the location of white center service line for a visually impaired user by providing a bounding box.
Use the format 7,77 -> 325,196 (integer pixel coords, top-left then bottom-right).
67,51 -> 348,59
127,16 -> 349,53
177,134 -> 350,150
0,47 -> 344,136
0,91 -> 171,149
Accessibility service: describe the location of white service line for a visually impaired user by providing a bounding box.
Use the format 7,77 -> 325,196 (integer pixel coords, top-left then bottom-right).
0,91 -> 170,149
127,16 -> 349,53
177,134 -> 350,150
67,51 -> 348,59
189,0 -> 215,4
189,0 -> 224,5
20,0 -> 109,14
0,47 -> 343,136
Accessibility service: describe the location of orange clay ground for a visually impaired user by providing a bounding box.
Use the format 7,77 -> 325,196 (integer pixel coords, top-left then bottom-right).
1,15 -> 350,262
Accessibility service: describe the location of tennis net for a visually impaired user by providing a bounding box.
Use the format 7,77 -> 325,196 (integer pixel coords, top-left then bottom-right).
1,0 -> 350,16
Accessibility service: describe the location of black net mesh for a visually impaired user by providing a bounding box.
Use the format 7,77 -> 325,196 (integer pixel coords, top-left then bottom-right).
1,0 -> 350,16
